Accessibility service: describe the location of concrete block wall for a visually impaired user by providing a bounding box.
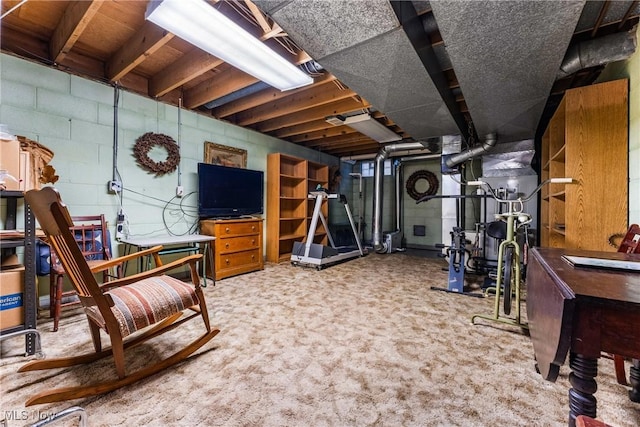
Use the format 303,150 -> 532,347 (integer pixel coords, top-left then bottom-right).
401,160 -> 443,247
0,53 -> 337,294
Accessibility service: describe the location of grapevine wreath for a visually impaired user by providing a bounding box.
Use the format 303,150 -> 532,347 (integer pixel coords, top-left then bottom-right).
133,132 -> 180,176
405,169 -> 439,201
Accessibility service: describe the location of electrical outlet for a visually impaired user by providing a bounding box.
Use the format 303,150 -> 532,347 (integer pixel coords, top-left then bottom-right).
116,223 -> 124,240
116,213 -> 125,240
176,186 -> 184,197
108,180 -> 122,193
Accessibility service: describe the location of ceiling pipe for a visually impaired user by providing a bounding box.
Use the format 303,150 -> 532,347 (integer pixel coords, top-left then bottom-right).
557,26 -> 637,80
444,133 -> 497,169
398,153 -> 442,163
372,142 -> 426,253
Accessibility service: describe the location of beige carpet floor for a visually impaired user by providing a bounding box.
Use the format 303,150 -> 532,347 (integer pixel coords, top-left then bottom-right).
1,253 -> 638,426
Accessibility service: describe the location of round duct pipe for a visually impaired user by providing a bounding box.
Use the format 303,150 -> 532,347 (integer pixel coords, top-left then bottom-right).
372,142 -> 426,253
444,133 -> 497,169
557,27 -> 637,80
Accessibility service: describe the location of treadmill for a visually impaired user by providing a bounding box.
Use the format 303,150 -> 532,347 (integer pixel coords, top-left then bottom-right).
291,189 -> 366,269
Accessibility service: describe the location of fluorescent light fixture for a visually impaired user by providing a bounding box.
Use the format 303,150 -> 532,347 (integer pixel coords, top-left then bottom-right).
326,113 -> 402,143
146,0 -> 313,91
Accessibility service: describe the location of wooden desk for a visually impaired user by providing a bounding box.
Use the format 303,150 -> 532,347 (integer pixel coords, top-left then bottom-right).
527,247 -> 640,426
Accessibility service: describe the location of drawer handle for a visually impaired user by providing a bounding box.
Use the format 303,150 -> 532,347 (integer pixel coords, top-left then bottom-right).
251,255 -> 255,260
225,243 -> 230,249
251,239 -> 255,245
225,227 -> 230,233
225,258 -> 230,265
251,225 -> 256,231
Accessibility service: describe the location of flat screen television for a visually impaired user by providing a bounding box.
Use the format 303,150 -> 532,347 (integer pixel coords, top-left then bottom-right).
198,162 -> 264,218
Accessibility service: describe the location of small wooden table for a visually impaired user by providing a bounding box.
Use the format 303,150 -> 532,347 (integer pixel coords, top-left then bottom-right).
120,234 -> 215,286
527,247 -> 640,426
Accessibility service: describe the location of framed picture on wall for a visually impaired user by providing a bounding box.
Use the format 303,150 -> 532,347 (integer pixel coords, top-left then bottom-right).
204,142 -> 247,168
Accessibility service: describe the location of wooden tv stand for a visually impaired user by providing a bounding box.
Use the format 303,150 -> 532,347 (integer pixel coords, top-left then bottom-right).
200,217 -> 263,280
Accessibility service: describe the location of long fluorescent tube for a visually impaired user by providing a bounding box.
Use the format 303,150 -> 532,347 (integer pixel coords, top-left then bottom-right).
327,113 -> 402,143
146,0 -> 313,91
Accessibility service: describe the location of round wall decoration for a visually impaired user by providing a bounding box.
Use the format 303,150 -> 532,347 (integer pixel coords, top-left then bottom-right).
133,132 -> 180,176
405,169 -> 439,201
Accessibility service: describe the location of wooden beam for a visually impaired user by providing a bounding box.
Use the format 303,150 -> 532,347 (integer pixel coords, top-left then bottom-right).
106,21 -> 174,82
234,83 -> 359,126
149,49 -> 224,98
592,0 -> 611,37
212,73 -> 337,118
287,126 -> 358,143
50,0 -> 102,64
304,133 -> 375,148
253,97 -> 371,133
245,0 -> 272,33
272,118 -> 339,139
327,143 -> 382,157
184,69 -> 259,109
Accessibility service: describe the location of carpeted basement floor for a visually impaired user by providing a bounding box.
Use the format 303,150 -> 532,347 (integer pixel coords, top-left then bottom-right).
1,252 -> 639,426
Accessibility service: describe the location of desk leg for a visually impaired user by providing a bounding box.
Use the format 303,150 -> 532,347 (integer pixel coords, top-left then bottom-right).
568,352 -> 598,427
630,359 -> 640,403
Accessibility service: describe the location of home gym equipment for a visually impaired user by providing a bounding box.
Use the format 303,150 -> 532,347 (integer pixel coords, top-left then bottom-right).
291,189 -> 366,269
432,226 -> 484,297
470,178 -> 573,329
417,193 -> 491,297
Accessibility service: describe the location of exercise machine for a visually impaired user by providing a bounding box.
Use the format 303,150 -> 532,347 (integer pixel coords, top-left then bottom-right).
291,189 -> 366,269
417,193 -> 490,297
432,226 -> 484,298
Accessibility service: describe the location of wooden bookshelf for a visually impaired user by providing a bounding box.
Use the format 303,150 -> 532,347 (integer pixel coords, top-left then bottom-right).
266,153 -> 329,263
539,79 -> 628,252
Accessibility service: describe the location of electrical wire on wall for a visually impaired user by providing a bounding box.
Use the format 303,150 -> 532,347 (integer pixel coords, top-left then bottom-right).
119,185 -> 199,236
176,97 -> 183,196
111,83 -> 129,239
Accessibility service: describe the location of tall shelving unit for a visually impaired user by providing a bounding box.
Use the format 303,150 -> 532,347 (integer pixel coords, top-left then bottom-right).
540,79 -> 628,252
0,191 -> 38,355
266,153 -> 329,263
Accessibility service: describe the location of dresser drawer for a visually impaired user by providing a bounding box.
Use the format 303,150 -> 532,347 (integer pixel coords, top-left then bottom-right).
200,218 -> 263,280
218,249 -> 261,270
218,221 -> 260,236
217,235 -> 259,253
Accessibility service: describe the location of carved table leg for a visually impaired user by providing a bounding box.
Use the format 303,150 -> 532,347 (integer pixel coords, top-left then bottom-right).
568,352 -> 598,427
630,359 -> 640,403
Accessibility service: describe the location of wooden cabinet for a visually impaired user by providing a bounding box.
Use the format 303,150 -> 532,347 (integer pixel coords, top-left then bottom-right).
540,79 -> 628,252
266,153 -> 329,263
200,217 -> 263,280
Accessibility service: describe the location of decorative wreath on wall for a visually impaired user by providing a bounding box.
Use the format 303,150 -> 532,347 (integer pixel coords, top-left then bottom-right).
406,169 -> 439,201
133,132 -> 180,176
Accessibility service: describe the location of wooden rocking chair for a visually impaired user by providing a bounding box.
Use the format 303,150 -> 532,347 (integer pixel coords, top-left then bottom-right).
20,187 -> 219,406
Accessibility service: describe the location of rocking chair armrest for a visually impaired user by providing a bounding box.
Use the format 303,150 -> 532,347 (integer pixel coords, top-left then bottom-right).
88,245 -> 164,274
99,253 -> 203,290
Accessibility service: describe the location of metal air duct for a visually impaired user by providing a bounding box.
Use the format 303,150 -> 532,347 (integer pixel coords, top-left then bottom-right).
372,141 -> 425,253
556,27 -> 637,80
444,133 -> 498,168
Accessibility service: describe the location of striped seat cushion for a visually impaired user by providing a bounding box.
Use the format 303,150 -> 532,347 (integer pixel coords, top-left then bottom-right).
85,275 -> 199,338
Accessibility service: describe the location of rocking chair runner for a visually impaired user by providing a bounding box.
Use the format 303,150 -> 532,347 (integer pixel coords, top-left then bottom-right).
21,187 -> 219,406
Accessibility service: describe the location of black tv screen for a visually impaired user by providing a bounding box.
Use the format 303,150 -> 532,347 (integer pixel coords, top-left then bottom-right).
198,163 -> 264,218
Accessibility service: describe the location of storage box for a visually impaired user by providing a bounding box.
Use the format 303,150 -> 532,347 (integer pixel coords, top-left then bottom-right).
0,265 -> 25,330
0,138 -> 23,191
